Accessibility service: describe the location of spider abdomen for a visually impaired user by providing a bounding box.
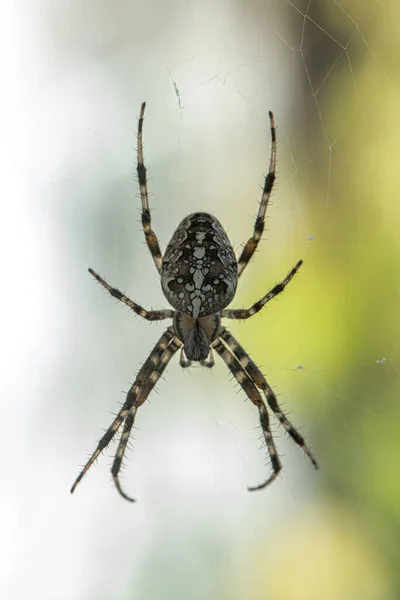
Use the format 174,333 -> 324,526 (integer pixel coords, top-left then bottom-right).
161,212 -> 237,318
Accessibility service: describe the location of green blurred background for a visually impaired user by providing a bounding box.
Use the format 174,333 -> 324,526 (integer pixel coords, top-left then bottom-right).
4,0 -> 399,598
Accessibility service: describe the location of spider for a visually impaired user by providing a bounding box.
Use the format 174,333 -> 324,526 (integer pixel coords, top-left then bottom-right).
71,103 -> 318,502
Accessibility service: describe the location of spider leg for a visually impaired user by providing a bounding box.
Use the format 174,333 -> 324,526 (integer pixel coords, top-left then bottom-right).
88,268 -> 173,320
213,338 -> 282,490
237,111 -> 276,279
70,405 -> 130,495
110,335 -> 181,502
70,328 -> 178,497
220,328 -> 318,470
112,410 -> 136,501
137,102 -> 163,274
221,260 -> 302,319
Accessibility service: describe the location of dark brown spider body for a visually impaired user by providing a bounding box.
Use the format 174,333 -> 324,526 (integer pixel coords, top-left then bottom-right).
70,103 -> 318,503
173,311 -> 221,361
161,212 -> 238,319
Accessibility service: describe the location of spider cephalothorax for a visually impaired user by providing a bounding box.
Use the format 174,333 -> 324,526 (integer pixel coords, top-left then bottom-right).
71,103 -> 317,502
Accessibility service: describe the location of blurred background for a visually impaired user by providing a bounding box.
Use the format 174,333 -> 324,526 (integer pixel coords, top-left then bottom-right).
3,0 -> 399,598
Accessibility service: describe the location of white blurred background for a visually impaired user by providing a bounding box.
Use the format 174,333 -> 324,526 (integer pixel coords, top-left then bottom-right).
3,1 -> 399,599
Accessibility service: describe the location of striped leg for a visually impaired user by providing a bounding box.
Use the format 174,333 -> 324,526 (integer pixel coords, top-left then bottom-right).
220,328 -> 318,470
213,338 -> 282,490
236,111 -> 277,279
221,260 -> 302,320
70,328 -> 178,498
110,335 -> 181,502
137,102 -> 163,274
88,268 -> 173,320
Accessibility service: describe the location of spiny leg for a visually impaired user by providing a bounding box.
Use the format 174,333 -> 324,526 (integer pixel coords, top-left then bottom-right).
137,102 -> 163,274
112,411 -> 136,501
219,328 -> 318,470
70,407 -> 130,495
213,338 -> 282,490
88,268 -> 173,320
237,111 -> 277,279
221,260 -> 302,320
70,328 -> 176,496
110,336 -> 181,502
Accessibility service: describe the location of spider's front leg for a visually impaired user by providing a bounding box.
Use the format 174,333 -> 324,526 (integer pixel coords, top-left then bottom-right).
213,337 -> 282,489
71,328 -> 181,502
111,334 -> 182,502
220,328 -> 318,471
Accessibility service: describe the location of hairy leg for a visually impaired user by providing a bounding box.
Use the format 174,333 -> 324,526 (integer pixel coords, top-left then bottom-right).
213,338 -> 282,490
88,268 -> 173,320
70,328 -> 179,497
137,102 -> 163,273
220,328 -> 318,470
236,111 -> 277,279
222,260 -> 302,320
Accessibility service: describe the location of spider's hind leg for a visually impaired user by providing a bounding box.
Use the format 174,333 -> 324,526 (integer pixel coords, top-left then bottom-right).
137,102 -> 163,274
236,110 -> 277,279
